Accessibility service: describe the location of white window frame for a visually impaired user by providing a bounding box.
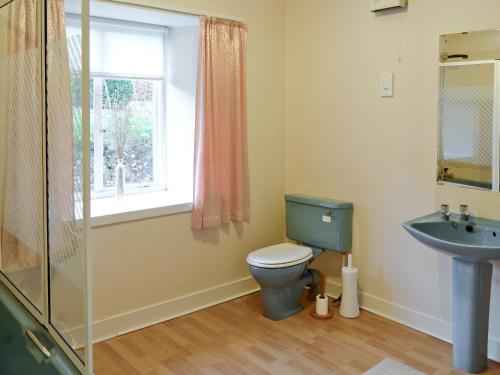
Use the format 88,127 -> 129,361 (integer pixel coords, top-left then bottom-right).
88,17 -> 169,199
67,12 -> 196,226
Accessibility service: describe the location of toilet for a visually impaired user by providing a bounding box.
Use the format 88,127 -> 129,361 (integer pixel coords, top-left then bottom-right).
247,194 -> 353,320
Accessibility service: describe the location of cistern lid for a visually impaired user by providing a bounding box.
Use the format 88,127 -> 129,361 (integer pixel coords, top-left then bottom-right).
247,243 -> 313,268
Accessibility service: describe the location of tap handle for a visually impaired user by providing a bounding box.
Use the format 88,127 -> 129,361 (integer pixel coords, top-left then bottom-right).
460,204 -> 468,214
441,204 -> 449,213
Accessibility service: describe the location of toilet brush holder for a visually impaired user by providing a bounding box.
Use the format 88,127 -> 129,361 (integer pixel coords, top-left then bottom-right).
340,254 -> 360,318
311,273 -> 333,320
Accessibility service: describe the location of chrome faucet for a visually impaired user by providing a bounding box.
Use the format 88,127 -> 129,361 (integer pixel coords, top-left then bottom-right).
460,204 -> 469,221
441,204 -> 450,221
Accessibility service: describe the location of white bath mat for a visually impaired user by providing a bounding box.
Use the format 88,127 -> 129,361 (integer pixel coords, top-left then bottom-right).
363,358 -> 425,375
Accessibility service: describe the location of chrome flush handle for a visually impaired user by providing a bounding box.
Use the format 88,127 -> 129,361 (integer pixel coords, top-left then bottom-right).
322,209 -> 334,223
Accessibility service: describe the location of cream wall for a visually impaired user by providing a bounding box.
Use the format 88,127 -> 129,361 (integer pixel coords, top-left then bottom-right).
287,0 -> 500,358
92,0 -> 287,331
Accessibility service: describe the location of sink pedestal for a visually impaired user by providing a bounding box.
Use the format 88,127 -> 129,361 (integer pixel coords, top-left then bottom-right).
453,258 -> 492,374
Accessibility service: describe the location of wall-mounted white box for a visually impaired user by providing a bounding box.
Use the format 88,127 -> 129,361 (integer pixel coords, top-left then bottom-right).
370,0 -> 407,12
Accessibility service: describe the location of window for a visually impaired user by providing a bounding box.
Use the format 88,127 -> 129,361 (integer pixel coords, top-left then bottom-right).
88,18 -> 167,198
66,6 -> 199,225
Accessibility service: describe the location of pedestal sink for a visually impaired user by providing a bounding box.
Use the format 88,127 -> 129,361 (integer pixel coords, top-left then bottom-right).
402,212 -> 500,374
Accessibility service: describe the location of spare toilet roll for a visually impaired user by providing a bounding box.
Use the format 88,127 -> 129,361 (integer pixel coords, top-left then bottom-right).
316,295 -> 328,316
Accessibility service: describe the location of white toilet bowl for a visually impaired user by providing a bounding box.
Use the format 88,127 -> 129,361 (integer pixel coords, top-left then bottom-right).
247,244 -> 318,320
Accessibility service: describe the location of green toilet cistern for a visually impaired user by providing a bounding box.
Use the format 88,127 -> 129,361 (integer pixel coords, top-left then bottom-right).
247,194 -> 354,321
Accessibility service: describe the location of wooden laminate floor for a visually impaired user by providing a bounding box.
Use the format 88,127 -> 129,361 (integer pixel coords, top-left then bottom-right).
94,293 -> 500,375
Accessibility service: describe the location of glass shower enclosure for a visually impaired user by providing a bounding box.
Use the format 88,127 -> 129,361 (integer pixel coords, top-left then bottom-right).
0,0 -> 92,373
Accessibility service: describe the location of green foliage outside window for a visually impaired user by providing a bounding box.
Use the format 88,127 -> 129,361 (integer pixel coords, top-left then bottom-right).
70,75 -> 155,192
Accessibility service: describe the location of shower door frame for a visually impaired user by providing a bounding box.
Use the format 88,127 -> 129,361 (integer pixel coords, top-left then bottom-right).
0,0 -> 93,373
438,59 -> 500,192
43,0 -> 93,371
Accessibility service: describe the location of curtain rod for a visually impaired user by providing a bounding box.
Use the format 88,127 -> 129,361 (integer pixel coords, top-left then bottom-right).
95,0 -> 245,23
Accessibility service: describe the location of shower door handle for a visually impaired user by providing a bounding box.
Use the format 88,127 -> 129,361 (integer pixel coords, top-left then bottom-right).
25,329 -> 52,359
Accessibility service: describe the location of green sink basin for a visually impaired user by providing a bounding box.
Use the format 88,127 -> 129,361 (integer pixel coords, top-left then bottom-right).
403,212 -> 500,262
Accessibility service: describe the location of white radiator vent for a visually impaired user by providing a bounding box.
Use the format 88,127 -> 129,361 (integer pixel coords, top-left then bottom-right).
370,0 -> 407,12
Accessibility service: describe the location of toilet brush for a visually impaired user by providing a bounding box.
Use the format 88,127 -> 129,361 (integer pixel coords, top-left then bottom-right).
311,273 -> 333,320
339,254 -> 360,318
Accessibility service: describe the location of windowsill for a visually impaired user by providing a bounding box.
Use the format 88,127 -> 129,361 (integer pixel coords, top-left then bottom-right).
91,190 -> 192,227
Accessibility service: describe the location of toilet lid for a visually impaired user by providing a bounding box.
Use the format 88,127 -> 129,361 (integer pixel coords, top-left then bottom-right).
247,243 -> 313,268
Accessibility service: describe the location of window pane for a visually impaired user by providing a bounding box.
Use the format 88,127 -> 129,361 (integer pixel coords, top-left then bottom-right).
91,78 -> 159,193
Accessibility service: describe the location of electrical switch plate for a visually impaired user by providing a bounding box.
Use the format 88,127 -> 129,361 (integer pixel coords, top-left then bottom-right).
381,72 -> 394,97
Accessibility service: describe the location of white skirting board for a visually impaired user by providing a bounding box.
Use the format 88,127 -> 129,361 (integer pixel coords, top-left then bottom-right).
91,276 -> 259,344
325,279 -> 500,363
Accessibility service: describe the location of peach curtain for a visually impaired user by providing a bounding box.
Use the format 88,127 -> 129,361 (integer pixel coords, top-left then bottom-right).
0,0 -> 73,272
1,0 -> 42,271
191,17 -> 250,230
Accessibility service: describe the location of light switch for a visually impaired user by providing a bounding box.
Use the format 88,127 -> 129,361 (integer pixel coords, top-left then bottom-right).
381,73 -> 394,97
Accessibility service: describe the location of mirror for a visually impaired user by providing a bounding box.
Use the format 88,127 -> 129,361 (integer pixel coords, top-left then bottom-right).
437,30 -> 500,191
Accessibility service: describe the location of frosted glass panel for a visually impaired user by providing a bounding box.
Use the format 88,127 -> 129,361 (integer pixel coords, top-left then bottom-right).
46,0 -> 90,366
0,0 -> 44,312
438,63 -> 495,189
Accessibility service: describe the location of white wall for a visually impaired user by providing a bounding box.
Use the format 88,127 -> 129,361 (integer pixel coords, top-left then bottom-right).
286,0 -> 500,360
